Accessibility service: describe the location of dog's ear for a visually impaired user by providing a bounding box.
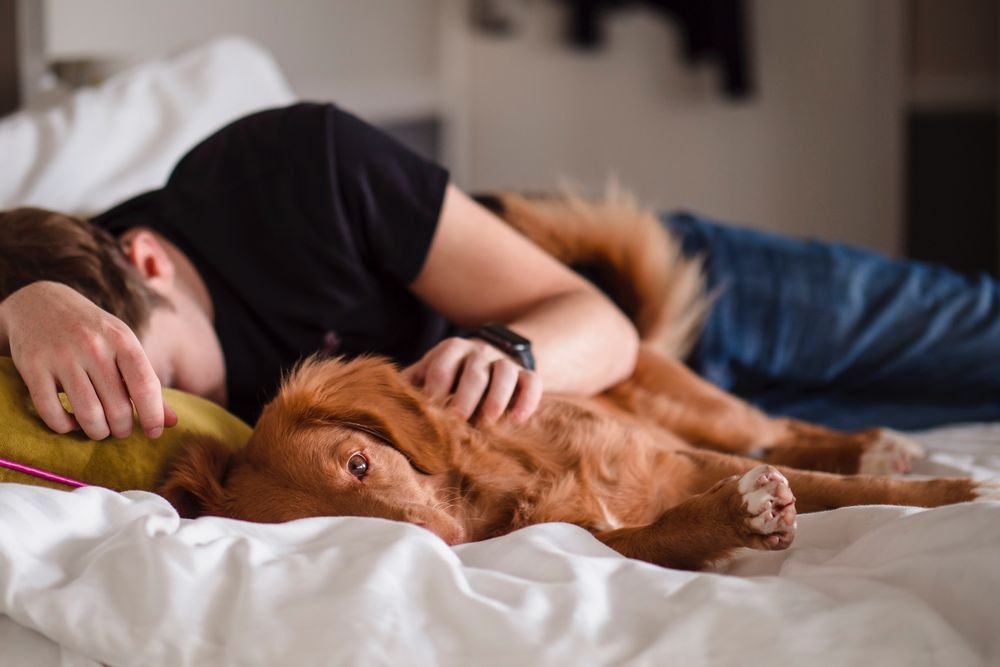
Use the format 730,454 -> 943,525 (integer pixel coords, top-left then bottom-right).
158,435 -> 238,518
276,356 -> 454,475
347,381 -> 452,475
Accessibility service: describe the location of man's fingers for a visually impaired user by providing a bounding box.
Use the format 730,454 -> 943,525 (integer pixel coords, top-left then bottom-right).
399,361 -> 425,387
450,356 -> 491,420
510,370 -> 543,424
88,365 -> 136,439
163,401 -> 178,428
412,337 -> 542,424
58,367 -> 110,440
422,343 -> 468,400
23,369 -> 79,434
116,342 -> 166,438
476,360 -> 519,426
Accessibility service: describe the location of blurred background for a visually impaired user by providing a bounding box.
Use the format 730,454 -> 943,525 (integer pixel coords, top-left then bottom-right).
2,0 -> 997,271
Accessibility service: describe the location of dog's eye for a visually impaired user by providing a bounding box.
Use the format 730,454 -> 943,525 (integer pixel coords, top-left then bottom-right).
346,453 -> 369,478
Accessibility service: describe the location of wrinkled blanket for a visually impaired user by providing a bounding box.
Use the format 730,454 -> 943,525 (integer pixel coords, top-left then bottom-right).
1,424 -> 998,666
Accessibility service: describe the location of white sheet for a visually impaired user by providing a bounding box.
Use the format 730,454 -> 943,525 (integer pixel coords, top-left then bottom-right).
1,427 -> 998,666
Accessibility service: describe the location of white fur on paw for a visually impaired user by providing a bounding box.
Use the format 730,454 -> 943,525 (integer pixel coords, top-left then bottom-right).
973,479 -> 1000,502
738,465 -> 797,548
859,430 -> 926,475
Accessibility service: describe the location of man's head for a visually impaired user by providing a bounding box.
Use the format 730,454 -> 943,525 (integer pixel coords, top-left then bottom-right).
0,207 -> 166,331
0,208 -> 226,404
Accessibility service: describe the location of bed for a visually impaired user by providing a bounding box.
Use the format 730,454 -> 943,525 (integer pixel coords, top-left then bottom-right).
1,37 -> 999,667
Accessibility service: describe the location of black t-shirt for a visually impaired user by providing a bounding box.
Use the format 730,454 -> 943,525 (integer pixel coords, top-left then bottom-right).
92,103 -> 452,424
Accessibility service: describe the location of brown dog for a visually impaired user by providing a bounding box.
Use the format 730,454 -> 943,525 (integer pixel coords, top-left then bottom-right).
159,193 -> 999,571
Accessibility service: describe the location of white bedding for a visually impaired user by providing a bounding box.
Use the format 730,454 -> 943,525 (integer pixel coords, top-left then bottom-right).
0,36 -> 294,217
0,426 -> 999,667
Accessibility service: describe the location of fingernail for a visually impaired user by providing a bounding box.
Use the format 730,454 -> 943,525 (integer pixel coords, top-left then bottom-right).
146,426 -> 163,439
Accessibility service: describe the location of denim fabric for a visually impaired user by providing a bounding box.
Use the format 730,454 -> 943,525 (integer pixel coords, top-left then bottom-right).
664,212 -> 1000,430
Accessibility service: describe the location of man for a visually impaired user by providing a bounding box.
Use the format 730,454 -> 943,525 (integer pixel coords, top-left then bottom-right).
0,103 -> 638,441
5,103 -> 1000,440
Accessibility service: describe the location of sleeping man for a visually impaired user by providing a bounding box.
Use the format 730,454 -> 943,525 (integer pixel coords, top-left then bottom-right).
1,102 -> 1000,441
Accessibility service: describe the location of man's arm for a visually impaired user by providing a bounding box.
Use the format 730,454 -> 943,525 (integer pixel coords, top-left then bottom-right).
405,184 -> 639,424
0,281 -> 176,439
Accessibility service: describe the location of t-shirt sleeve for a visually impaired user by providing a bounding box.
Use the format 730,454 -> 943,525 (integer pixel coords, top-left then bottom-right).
326,106 -> 450,285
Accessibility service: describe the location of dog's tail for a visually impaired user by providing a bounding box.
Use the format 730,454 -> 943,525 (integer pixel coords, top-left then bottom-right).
477,188 -> 709,358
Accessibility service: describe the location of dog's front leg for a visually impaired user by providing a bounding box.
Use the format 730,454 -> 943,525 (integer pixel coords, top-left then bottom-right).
595,465 -> 797,571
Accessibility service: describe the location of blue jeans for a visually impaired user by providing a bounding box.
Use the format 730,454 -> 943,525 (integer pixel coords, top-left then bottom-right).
665,212 -> 1000,431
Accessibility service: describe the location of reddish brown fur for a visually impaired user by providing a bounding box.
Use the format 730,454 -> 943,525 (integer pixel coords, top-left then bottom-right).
158,194 -> 986,571
494,189 -> 709,358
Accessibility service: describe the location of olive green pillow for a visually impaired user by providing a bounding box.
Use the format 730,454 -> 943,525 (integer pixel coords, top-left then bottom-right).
0,356 -> 251,492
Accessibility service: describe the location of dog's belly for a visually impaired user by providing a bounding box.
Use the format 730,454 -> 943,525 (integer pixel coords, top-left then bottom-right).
501,400 -> 698,532
525,457 -> 696,533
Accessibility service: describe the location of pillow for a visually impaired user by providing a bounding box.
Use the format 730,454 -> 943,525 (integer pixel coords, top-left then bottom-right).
0,36 -> 296,216
0,357 -> 251,492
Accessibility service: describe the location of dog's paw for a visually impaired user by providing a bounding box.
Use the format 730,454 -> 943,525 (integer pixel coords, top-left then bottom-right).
973,479 -> 1000,502
737,465 -> 797,550
859,430 -> 925,475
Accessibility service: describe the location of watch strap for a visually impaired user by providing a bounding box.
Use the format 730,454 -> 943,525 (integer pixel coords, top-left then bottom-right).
467,324 -> 536,371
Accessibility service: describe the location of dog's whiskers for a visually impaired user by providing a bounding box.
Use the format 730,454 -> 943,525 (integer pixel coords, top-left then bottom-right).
432,499 -> 462,513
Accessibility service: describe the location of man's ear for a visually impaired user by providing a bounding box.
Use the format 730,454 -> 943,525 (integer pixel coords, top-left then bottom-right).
158,435 -> 237,518
122,228 -> 176,288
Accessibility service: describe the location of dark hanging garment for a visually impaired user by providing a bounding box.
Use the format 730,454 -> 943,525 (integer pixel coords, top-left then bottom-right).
563,0 -> 753,99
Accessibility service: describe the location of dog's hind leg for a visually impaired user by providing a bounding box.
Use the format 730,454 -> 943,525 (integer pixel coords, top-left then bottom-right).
602,347 -> 925,475
600,348 -> 787,449
674,449 -> 989,513
754,423 -> 925,475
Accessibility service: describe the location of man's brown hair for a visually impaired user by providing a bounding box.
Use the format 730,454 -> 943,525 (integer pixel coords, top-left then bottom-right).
0,207 -> 166,331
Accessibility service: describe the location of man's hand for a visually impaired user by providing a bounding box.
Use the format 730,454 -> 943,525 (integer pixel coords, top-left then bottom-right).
401,336 -> 542,426
0,281 -> 177,440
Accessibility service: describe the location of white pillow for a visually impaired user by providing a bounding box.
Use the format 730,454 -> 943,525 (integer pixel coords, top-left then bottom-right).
0,36 -> 296,216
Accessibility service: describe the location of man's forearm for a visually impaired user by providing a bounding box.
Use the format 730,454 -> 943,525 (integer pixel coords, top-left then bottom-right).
508,287 -> 638,396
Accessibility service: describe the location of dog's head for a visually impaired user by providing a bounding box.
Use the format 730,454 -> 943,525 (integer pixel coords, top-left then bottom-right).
158,356 -> 467,544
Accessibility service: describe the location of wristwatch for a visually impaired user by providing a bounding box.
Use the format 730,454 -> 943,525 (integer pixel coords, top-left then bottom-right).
467,324 -> 536,371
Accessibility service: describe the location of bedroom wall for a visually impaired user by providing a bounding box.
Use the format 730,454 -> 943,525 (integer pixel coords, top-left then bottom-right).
449,0 -> 904,252
44,0 -> 443,122
42,0 -> 905,253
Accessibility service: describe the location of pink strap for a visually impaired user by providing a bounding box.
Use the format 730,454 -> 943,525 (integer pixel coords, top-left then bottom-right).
0,456 -> 90,488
